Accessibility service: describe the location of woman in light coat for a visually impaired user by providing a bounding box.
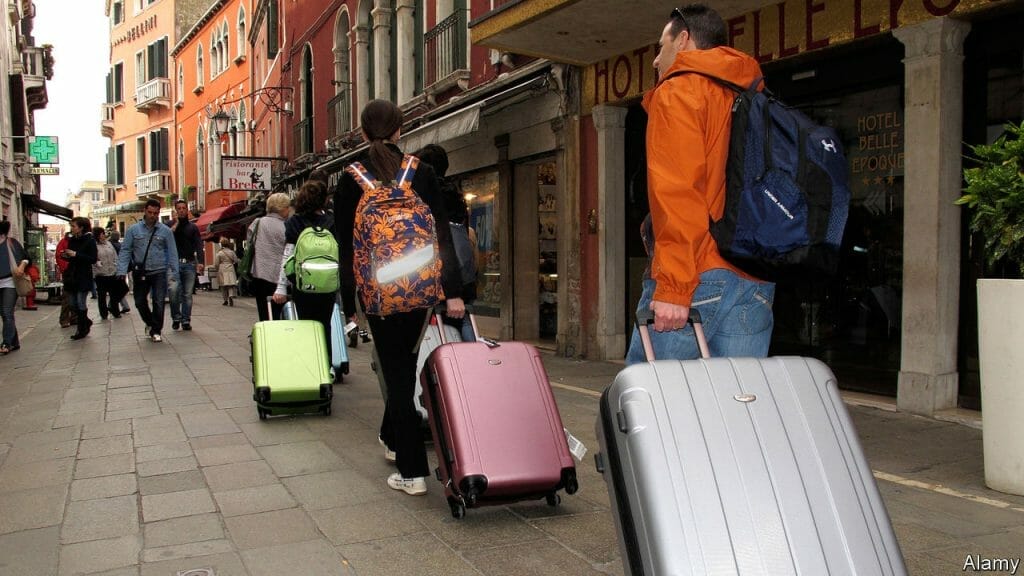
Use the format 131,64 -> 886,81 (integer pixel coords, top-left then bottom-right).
248,193 -> 290,321
215,237 -> 239,306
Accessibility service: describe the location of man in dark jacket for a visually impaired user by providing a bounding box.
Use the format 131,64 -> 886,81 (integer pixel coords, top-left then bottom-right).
168,199 -> 204,331
63,217 -> 98,340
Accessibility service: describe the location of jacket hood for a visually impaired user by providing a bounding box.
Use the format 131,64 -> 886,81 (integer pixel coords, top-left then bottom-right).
661,46 -> 762,90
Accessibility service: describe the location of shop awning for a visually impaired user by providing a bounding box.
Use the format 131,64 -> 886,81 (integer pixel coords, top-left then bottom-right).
21,194 -> 72,220
399,104 -> 482,156
208,205 -> 263,238
196,202 -> 245,241
92,200 -> 147,217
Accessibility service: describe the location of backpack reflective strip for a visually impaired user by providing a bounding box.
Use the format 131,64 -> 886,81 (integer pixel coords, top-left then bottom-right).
375,245 -> 434,283
300,262 -> 339,270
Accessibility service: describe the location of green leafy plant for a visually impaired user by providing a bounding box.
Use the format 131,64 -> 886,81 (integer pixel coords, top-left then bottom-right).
957,120 -> 1024,277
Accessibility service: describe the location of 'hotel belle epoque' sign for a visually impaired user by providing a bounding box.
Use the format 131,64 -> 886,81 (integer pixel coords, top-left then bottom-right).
584,0 -> 1005,113
111,15 -> 158,47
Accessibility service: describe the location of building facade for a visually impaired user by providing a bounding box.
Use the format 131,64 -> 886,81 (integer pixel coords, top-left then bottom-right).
101,0 -> 176,234
66,180 -> 107,230
470,0 -> 1024,415
2,0 -> 54,240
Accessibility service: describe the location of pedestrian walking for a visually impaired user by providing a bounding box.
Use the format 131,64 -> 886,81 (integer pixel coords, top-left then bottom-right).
115,198 -> 179,343
63,217 -> 98,340
625,3 -> 775,364
415,143 -> 478,342
109,230 -> 131,314
334,99 -> 465,497
22,259 -> 39,311
0,220 -> 29,354
91,227 -> 121,320
248,192 -> 290,321
169,199 -> 203,330
55,232 -> 77,328
215,238 -> 238,306
272,181 -> 335,345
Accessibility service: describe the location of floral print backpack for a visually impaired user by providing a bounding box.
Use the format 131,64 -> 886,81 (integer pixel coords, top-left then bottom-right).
346,155 -> 444,316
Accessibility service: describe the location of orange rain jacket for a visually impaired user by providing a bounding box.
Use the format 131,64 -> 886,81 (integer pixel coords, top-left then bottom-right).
642,46 -> 763,306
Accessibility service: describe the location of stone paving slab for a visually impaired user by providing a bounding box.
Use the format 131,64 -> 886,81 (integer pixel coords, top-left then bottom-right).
143,512 -> 225,549
141,488 -> 217,522
74,453 -> 136,479
138,470 -> 208,496
0,526 -> 60,576
257,440 -> 345,477
141,538 -> 235,563
69,473 -> 138,501
282,469 -> 384,510
136,455 -> 199,477
58,534 -> 142,576
0,457 -> 75,493
223,508 -> 321,550
336,532 -> 479,576
240,539 -> 357,576
61,495 -> 140,544
138,551 -> 248,576
0,484 -> 68,535
202,460 -> 278,492
310,501 -> 428,546
213,484 -> 297,518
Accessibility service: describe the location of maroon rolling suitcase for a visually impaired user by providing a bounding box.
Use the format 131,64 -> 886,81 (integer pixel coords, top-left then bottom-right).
420,313 -> 578,518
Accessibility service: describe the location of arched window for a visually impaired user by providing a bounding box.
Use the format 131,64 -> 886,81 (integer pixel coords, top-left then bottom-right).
228,106 -> 238,156
196,44 -> 204,90
237,6 -> 247,59
208,121 -> 218,191
356,0 -> 373,117
196,126 -> 206,209
209,33 -> 218,77
333,8 -> 352,134
237,102 -> 247,155
298,44 -> 314,156
177,137 -> 185,199
176,63 -> 184,103
222,22 -> 230,68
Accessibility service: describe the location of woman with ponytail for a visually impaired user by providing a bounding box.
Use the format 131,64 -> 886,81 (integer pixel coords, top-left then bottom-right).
334,99 -> 465,496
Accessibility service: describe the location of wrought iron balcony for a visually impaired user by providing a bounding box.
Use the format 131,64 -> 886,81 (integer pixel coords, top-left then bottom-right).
327,91 -> 351,144
135,171 -> 171,197
21,45 -> 50,110
293,117 -> 314,159
424,10 -> 469,92
101,104 -> 115,138
135,77 -> 171,111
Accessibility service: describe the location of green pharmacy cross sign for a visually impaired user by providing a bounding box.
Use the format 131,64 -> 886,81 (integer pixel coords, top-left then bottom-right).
28,135 -> 59,164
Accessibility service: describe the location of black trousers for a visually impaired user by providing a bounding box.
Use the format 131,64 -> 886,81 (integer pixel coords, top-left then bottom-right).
250,278 -> 284,322
369,308 -> 430,479
292,290 -> 334,353
94,276 -> 121,319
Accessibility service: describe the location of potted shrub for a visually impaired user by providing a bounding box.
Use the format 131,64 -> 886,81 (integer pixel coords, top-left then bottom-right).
956,120 -> 1024,496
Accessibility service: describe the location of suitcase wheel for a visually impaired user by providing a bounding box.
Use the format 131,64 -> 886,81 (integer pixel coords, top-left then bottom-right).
257,408 -> 268,420
562,469 -> 579,495
448,497 -> 466,520
434,467 -> 442,482
321,404 -> 332,416
546,493 -> 561,507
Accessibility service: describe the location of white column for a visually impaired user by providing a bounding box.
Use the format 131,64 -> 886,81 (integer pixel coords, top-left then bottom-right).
592,105 -> 628,360
395,0 -> 415,105
372,0 -> 392,101
892,17 -> 971,416
352,25 -> 370,115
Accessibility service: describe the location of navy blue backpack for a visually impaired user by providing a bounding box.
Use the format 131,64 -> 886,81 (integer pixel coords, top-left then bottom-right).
676,73 -> 851,279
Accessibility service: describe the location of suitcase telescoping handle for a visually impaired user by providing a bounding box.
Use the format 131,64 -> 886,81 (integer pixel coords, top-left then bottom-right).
636,308 -> 710,360
432,303 -> 486,346
266,296 -> 297,320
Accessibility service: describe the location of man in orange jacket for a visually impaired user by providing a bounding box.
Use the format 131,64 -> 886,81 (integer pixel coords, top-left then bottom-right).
627,4 -> 775,363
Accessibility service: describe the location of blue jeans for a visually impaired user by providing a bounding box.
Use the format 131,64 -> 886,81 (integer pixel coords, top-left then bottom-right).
133,270 -> 168,335
169,262 -> 197,324
0,287 -> 18,347
625,268 -> 775,364
70,290 -> 89,313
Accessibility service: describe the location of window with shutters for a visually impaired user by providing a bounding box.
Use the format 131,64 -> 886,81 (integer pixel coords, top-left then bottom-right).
106,144 -> 125,187
136,136 -> 147,175
237,7 -> 247,62
147,37 -> 168,80
150,128 -> 169,172
195,45 -> 205,93
111,0 -> 124,26
106,62 -> 124,104
267,1 -> 279,59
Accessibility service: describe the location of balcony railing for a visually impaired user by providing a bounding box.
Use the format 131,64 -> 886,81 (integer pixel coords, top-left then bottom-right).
424,10 -> 469,90
327,91 -> 351,143
293,117 -> 313,158
135,77 -> 171,111
135,171 -> 171,197
100,104 -> 115,137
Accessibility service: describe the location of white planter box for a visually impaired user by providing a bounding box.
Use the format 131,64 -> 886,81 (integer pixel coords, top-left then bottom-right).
977,278 -> 1024,496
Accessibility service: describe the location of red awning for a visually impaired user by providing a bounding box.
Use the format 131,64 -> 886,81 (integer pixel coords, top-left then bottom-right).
196,203 -> 244,241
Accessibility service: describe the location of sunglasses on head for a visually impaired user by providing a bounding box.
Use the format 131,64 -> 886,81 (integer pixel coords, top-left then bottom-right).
670,7 -> 689,32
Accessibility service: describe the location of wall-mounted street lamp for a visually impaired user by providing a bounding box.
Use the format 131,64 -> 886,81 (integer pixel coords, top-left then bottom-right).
206,86 -> 295,136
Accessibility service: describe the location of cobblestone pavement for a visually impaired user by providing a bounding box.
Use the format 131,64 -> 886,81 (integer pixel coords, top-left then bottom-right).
0,292 -> 1021,575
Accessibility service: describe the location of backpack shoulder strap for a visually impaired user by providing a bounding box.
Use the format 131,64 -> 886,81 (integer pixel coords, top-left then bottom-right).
662,70 -> 759,95
346,161 -> 378,194
396,155 -> 419,188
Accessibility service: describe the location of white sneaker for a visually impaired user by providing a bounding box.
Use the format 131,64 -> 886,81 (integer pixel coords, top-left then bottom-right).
387,473 -> 426,495
378,437 -> 396,462
151,334 -> 162,342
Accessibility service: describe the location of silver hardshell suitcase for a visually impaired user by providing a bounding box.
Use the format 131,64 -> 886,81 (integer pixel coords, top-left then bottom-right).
595,312 -> 906,576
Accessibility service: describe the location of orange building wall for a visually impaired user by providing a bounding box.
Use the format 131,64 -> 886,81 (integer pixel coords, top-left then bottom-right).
173,0 -> 253,216
107,0 -> 176,211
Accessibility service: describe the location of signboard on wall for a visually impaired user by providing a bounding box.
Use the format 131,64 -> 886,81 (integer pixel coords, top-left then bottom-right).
221,157 -> 272,192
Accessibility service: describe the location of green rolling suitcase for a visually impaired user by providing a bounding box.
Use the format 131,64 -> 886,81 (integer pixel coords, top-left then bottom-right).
251,318 -> 333,419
